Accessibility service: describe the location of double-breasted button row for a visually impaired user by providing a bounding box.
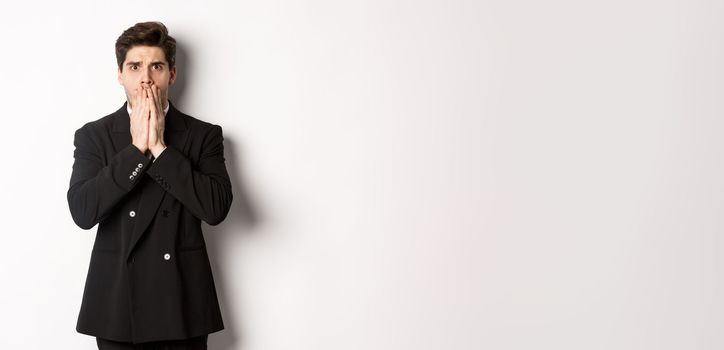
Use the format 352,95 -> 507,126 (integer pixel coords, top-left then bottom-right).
128,254 -> 170,264
129,255 -> 168,263
129,163 -> 144,181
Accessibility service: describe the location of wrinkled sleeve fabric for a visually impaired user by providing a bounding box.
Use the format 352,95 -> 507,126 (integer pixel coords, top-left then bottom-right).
67,126 -> 153,230
145,125 -> 233,226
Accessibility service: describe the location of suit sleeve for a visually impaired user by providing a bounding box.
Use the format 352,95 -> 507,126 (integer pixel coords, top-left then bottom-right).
67,126 -> 154,229
145,125 -> 233,226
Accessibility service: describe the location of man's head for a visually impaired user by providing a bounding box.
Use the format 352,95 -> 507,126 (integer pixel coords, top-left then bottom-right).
116,21 -> 177,110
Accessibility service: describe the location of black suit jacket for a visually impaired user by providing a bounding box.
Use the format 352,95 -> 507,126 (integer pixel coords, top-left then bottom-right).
67,101 -> 233,343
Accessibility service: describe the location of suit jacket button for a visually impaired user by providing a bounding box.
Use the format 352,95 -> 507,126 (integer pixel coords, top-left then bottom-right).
138,163 -> 144,168
164,253 -> 171,260
129,210 -> 136,217
129,175 -> 134,180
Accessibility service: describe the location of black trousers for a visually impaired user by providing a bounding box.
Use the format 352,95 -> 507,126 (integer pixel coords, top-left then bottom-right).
96,335 -> 208,350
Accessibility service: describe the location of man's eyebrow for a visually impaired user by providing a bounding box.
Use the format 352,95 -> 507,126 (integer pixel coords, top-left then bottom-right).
124,61 -> 166,66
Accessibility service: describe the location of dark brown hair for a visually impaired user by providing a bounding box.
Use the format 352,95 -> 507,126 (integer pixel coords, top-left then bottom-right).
115,21 -> 176,71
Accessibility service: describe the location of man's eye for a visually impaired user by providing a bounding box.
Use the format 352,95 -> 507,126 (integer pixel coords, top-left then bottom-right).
130,65 -> 138,70
153,64 -> 162,70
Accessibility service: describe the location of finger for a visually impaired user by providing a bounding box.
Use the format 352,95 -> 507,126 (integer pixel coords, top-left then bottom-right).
142,90 -> 150,120
150,84 -> 162,116
148,96 -> 156,143
148,87 -> 155,113
159,87 -> 165,116
146,94 -> 153,117
143,98 -> 151,133
149,99 -> 157,125
133,87 -> 141,117
149,84 -> 157,111
145,88 -> 151,110
148,96 -> 157,131
156,85 -> 162,110
153,84 -> 161,113
147,86 -> 156,113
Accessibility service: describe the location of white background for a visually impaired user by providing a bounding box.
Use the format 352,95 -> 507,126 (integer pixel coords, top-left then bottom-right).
0,0 -> 722,349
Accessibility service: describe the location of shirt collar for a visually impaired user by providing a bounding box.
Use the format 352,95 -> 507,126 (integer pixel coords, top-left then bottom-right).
127,102 -> 170,116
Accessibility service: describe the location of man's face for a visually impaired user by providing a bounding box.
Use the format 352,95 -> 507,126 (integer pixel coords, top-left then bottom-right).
117,45 -> 176,110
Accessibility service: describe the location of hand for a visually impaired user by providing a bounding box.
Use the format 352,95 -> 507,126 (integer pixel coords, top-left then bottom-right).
130,86 -> 150,154
147,84 -> 166,158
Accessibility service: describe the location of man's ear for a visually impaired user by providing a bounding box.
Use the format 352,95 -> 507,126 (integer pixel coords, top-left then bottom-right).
168,66 -> 177,86
117,67 -> 123,85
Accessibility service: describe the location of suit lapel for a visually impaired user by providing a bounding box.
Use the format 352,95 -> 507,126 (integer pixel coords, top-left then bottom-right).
111,101 -> 189,261
110,103 -> 132,153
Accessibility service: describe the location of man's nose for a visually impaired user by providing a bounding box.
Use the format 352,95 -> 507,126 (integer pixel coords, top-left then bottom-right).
140,68 -> 153,85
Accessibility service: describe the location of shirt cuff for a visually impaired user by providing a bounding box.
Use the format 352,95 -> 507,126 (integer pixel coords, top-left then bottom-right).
152,146 -> 167,162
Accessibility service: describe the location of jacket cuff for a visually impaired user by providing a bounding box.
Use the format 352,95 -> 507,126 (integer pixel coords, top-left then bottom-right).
144,145 -> 182,191
118,144 -> 154,190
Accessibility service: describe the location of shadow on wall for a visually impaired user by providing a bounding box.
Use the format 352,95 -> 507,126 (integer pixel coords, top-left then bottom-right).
171,41 -> 262,350
206,135 -> 261,350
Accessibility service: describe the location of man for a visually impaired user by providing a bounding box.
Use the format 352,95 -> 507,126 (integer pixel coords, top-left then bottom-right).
67,21 -> 233,349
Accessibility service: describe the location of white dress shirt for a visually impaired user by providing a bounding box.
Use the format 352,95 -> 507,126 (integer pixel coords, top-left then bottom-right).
127,102 -> 170,162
